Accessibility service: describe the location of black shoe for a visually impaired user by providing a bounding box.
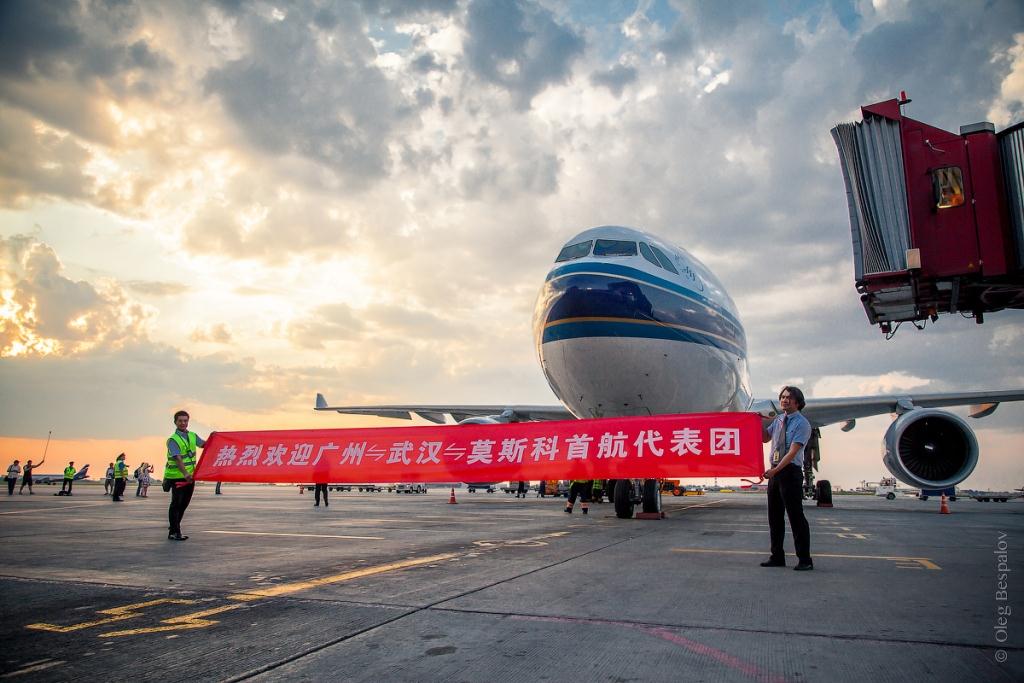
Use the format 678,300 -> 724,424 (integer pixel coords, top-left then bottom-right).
314,503 -> 319,507
112,498 -> 123,502
582,508 -> 588,515
168,534 -> 189,541
760,558 -> 786,567
564,507 -> 572,513
794,562 -> 814,571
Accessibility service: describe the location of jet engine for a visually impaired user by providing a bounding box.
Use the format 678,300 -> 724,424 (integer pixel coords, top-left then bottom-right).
882,409 -> 979,489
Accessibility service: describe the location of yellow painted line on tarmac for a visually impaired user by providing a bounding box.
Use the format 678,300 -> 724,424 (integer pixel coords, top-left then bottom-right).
0,503 -> 107,515
227,552 -> 459,602
663,499 -> 729,511
27,598 -> 198,633
201,530 -> 385,540
99,603 -> 247,637
670,548 -> 940,570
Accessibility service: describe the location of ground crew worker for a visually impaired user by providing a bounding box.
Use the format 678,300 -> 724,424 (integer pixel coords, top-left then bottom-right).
565,479 -> 592,515
60,462 -> 76,495
165,410 -> 207,541
591,479 -> 603,503
112,453 -> 128,502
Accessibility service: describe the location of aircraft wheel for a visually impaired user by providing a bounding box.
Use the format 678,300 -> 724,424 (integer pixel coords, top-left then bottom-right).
886,492 -> 896,500
613,479 -> 633,519
672,488 -> 682,496
641,479 -> 659,513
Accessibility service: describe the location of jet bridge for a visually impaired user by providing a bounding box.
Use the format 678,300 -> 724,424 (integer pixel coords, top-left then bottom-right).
831,94 -> 1024,334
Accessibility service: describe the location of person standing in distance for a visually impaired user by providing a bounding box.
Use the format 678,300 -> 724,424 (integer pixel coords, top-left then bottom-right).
60,461 -> 76,495
165,410 -> 207,541
6,459 -> 20,495
104,462 -> 115,495
112,453 -> 128,502
760,386 -> 813,571
19,457 -> 43,495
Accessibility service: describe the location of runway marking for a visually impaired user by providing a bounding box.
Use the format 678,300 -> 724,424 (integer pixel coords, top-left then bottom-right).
670,548 -> 939,570
26,553 -> 461,639
201,530 -> 385,541
472,531 -> 570,548
0,659 -> 65,678
663,499 -> 729,511
27,598 -> 198,633
99,603 -> 247,637
0,503 -> 107,515
711,529 -> 872,540
227,552 -> 459,602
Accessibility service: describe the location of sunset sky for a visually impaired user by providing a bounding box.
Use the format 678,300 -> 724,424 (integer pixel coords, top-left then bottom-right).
1,0 -> 1022,489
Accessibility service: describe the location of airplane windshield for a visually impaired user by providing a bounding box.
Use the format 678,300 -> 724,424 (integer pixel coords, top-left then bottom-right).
639,242 -> 661,268
593,239 -> 638,257
555,240 -> 593,262
649,245 -> 679,274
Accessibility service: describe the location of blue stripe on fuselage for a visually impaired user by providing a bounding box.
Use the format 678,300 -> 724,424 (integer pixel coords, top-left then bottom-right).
540,266 -> 747,356
546,261 -> 742,331
542,319 -> 744,355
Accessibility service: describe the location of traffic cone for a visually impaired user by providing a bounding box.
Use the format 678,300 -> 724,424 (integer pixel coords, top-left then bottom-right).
939,493 -> 951,514
448,487 -> 458,504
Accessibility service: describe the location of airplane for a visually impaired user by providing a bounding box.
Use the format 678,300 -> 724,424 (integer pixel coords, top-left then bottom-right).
317,225 -> 1024,518
33,464 -> 91,485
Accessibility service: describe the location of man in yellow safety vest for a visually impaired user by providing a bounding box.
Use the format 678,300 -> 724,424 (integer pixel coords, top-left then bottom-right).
112,453 -> 129,502
60,462 -> 76,495
165,410 -> 208,541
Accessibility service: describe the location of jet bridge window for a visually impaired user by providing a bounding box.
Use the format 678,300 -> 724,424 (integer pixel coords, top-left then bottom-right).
593,239 -> 638,257
932,166 -> 965,209
555,240 -> 593,262
649,245 -> 679,274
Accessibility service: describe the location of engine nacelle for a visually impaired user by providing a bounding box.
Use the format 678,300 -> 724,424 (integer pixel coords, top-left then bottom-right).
882,409 -> 979,489
457,416 -> 504,425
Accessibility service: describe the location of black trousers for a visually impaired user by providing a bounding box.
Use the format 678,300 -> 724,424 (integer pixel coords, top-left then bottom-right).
314,484 -> 329,505
168,480 -> 195,535
567,482 -> 591,506
61,478 -> 73,494
113,478 -> 126,500
767,465 -> 811,563
6,477 -> 15,495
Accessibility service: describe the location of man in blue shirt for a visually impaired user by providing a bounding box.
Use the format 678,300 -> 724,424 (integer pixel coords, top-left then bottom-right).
760,386 -> 813,571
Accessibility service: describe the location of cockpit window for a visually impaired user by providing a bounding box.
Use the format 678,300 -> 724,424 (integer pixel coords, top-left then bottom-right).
649,245 -> 679,274
639,242 -> 661,268
593,239 -> 638,257
555,240 -> 593,262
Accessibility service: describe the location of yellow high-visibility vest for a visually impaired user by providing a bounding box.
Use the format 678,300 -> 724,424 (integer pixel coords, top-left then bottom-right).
165,431 -> 198,478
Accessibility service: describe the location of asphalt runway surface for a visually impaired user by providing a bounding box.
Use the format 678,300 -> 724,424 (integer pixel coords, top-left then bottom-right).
1,483 -> 1021,682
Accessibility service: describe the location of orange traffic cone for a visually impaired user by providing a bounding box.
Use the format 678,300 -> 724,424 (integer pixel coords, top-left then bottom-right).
939,493 -> 951,514
448,487 -> 458,504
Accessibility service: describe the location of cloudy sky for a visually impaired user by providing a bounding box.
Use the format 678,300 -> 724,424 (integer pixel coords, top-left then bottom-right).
1,0 -> 1022,489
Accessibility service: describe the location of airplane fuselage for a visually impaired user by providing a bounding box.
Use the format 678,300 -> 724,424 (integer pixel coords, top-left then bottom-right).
533,226 -> 752,419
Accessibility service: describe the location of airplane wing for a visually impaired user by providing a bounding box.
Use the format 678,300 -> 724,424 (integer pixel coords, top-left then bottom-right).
758,389 -> 1024,429
315,393 -> 574,424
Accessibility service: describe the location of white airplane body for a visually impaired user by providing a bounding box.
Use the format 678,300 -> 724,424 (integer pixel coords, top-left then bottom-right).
31,464 -> 90,485
318,226 -> 1024,517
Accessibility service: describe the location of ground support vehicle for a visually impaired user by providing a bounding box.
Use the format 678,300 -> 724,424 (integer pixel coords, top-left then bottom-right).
396,483 -> 427,494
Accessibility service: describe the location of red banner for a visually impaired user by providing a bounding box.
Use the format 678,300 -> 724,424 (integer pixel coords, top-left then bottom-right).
194,413 -> 763,483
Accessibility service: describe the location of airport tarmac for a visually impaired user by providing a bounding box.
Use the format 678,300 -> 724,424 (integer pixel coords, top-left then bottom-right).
1,483 -> 1021,682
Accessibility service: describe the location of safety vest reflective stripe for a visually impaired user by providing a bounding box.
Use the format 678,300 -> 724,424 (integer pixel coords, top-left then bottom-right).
165,431 -> 198,478
63,467 -> 75,479
114,462 -> 127,479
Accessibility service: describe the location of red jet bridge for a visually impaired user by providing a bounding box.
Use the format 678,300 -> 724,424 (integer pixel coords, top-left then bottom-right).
832,94 -> 1024,335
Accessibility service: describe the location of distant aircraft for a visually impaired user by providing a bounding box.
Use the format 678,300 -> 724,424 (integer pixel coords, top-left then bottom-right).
318,226 -> 1024,518
33,464 -> 91,485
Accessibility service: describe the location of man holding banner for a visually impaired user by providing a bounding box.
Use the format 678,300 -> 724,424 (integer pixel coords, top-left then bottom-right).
165,410 -> 208,541
760,386 -> 813,571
